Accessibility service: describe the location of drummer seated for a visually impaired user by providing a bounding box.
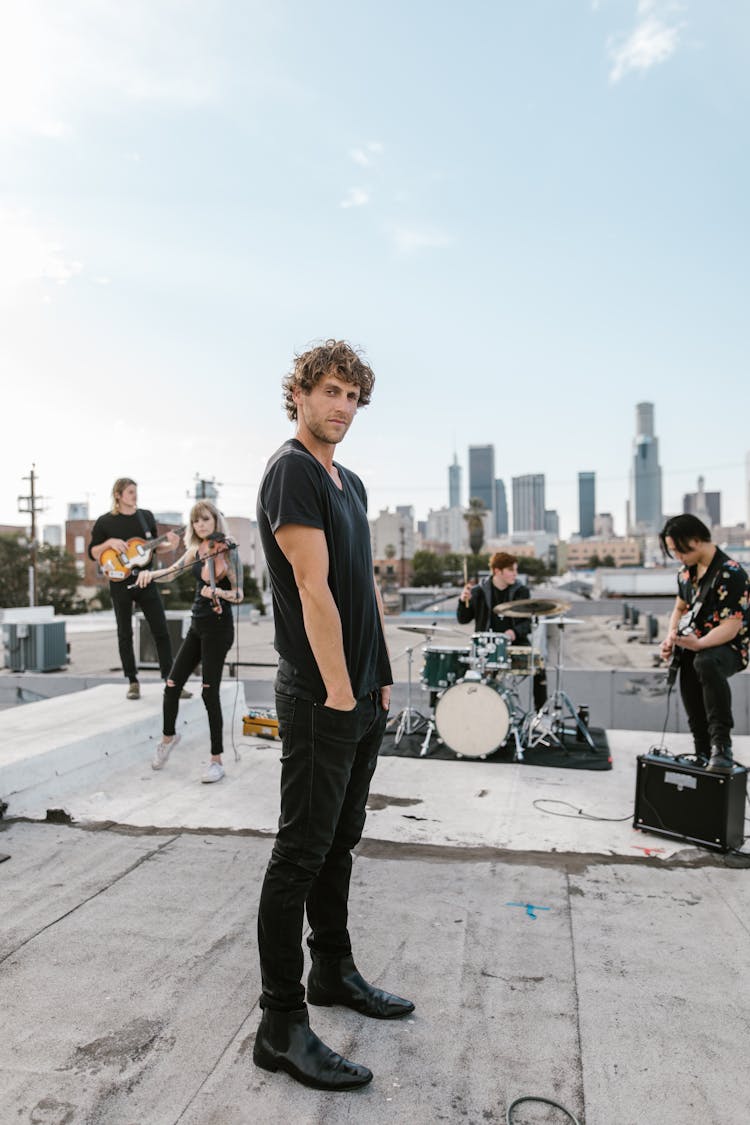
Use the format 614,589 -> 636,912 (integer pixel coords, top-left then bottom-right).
458,550 -> 547,708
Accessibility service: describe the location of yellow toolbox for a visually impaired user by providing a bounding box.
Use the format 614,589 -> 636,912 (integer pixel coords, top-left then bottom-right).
243,708 -> 280,740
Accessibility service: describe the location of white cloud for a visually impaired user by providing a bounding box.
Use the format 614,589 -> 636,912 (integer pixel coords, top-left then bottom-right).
340,188 -> 370,209
0,208 -> 83,297
349,141 -> 384,167
391,226 -> 454,255
608,2 -> 682,83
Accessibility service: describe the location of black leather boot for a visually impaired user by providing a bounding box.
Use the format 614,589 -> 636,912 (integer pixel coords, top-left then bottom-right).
253,1006 -> 372,1090
307,954 -> 415,1019
706,745 -> 734,773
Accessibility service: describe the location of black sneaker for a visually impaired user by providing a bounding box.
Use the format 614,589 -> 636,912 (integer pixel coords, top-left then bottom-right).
706,746 -> 733,774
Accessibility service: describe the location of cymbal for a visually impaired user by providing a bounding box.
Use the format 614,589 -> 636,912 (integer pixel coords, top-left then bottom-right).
398,623 -> 463,636
536,616 -> 584,627
494,597 -> 571,619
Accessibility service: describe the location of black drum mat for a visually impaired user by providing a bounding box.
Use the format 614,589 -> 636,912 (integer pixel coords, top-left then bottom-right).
380,724 -> 611,770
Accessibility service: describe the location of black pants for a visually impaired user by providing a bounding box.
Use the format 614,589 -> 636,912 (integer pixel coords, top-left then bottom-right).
257,690 -> 388,1011
679,645 -> 742,752
110,580 -> 172,681
163,615 -> 234,756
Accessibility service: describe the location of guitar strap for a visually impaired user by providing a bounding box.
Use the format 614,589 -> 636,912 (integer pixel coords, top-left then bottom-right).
135,509 -> 153,540
667,548 -> 724,687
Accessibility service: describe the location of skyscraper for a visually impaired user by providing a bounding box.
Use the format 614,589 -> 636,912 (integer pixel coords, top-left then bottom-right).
448,453 -> 461,509
469,445 -> 495,530
494,478 -> 508,536
683,476 -> 721,528
512,474 -> 546,532
578,472 -> 595,538
630,402 -> 663,534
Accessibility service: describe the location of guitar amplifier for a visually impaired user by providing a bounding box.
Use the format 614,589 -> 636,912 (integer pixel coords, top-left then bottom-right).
633,752 -> 747,852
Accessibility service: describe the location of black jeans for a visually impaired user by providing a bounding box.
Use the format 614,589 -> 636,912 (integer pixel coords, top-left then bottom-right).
257,690 -> 388,1011
679,644 -> 742,752
110,580 -> 172,681
163,615 -> 234,755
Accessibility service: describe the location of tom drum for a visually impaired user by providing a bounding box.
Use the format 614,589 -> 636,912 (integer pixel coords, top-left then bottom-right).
421,645 -> 471,691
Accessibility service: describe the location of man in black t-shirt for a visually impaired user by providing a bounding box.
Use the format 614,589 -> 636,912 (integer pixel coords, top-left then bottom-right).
253,340 -> 411,1092
89,477 -> 181,699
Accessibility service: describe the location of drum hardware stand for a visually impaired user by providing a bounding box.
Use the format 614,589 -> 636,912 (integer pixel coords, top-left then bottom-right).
523,621 -> 595,751
389,643 -> 428,745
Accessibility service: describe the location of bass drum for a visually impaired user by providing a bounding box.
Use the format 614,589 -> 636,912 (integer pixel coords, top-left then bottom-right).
435,679 -> 511,759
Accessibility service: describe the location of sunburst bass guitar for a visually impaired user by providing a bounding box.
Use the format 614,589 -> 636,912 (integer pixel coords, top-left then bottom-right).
98,527 -> 185,582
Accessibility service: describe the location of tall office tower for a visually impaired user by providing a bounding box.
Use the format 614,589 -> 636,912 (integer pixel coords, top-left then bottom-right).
494,478 -> 508,536
746,451 -> 750,531
683,476 -> 721,528
544,509 -> 559,537
512,474 -> 546,532
630,402 -> 663,534
448,453 -> 461,509
578,472 -> 596,538
469,445 -> 495,531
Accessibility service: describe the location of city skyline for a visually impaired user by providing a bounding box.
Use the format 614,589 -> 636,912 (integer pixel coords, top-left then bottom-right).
2,3 -> 749,540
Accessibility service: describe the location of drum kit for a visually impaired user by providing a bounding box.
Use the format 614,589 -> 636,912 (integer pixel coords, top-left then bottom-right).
391,597 -> 594,760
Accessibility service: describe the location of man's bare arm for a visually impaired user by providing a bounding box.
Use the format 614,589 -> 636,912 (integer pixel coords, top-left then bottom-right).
275,524 -> 355,711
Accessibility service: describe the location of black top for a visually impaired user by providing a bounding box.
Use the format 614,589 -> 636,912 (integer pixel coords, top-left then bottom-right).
456,576 -> 531,642
677,546 -> 750,669
257,438 -> 392,702
88,509 -> 159,580
191,556 -> 235,621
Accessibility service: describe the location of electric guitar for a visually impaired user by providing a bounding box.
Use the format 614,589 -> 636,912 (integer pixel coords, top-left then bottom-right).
98,527 -> 185,582
666,555 -> 723,686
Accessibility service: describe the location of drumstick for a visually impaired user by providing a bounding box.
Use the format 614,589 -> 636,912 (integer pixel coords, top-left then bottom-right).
463,557 -> 468,585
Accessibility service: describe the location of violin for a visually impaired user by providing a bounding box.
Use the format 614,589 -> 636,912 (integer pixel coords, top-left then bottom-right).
200,532 -> 234,615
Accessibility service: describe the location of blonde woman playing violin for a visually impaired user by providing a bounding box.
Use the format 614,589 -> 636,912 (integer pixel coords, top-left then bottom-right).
136,500 -> 243,783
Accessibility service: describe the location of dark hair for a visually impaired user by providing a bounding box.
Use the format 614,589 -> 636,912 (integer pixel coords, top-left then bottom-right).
282,339 -> 375,421
659,514 -> 712,557
490,551 -> 518,571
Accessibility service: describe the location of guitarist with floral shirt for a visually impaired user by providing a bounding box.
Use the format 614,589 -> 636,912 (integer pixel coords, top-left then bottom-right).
89,477 -> 182,700
660,514 -> 750,773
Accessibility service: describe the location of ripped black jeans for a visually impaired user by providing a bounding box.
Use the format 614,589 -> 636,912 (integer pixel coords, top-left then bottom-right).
163,615 -> 234,756
257,690 -> 388,1011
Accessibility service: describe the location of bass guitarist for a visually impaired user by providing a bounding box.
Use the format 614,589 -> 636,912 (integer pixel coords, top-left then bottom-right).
89,477 -> 184,700
660,514 -> 750,773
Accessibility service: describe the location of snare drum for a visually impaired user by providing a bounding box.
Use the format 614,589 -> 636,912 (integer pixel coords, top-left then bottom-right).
435,679 -> 514,758
507,646 -> 544,675
421,645 -> 470,691
470,632 -> 510,672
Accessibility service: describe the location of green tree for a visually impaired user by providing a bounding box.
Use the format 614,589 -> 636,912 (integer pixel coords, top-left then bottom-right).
0,534 -> 30,607
602,554 -> 616,568
587,553 -> 602,569
37,544 -> 86,614
463,498 -> 486,557
411,550 -> 445,587
520,556 -> 552,583
242,567 -> 264,613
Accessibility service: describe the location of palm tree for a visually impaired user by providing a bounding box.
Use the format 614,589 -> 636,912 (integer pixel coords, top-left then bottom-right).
464,498 -> 486,558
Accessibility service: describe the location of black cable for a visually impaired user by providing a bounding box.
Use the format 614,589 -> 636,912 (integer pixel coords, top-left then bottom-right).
532,798 -> 631,823
507,1094 -> 581,1124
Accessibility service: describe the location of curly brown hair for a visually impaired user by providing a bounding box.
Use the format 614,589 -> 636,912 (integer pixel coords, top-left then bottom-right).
282,339 -> 375,421
490,551 -> 518,571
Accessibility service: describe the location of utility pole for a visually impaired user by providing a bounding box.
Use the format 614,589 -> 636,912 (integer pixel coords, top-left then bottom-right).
18,465 -> 45,607
192,473 -> 220,502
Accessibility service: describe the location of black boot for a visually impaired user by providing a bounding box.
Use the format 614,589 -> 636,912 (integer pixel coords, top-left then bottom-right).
706,745 -> 734,774
253,1006 -> 372,1091
307,954 -> 415,1019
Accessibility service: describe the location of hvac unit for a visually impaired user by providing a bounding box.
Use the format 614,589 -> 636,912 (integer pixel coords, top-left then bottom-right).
136,613 -> 190,669
3,622 -> 67,672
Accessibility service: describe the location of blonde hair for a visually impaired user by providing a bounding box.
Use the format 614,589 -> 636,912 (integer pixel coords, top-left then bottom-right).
186,500 -> 229,549
111,478 -> 137,514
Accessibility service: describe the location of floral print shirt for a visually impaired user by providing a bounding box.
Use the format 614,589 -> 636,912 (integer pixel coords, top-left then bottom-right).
677,548 -> 750,669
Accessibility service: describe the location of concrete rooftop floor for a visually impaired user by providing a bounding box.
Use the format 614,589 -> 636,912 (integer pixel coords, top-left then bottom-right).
1,616 -> 749,1125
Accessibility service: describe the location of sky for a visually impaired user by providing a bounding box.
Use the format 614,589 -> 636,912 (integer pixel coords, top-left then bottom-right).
1,0 -> 748,542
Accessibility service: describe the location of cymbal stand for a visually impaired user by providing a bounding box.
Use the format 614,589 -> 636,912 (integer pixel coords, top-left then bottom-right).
523,621 -> 595,751
389,643 -> 428,745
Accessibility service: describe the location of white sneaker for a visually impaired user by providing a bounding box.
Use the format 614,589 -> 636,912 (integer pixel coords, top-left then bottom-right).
152,733 -> 180,770
201,761 -> 225,784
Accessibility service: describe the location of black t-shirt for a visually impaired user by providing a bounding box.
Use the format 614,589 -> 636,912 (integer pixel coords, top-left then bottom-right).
257,438 -> 392,702
191,555 -> 235,622
88,509 -> 159,582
